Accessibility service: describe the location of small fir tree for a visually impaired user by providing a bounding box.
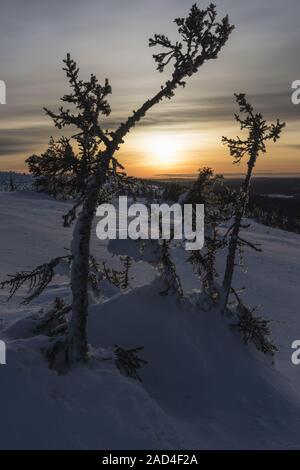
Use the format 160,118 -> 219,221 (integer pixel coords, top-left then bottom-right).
221,94 -> 285,311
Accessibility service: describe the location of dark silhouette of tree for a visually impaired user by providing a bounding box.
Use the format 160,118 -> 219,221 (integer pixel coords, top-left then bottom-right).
162,182 -> 184,202
27,137 -> 79,197
187,167 -> 234,303
221,94 -> 285,312
158,240 -> 184,299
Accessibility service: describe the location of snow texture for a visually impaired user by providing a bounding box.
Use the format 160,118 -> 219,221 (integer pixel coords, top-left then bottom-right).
0,191 -> 300,449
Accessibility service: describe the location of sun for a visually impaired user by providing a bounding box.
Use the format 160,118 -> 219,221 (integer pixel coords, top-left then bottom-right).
146,134 -> 180,165
151,135 -> 178,164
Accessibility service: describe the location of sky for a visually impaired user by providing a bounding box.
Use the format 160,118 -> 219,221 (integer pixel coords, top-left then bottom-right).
0,0 -> 299,178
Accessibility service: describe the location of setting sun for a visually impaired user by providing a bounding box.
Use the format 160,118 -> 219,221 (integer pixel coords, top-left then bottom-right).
140,133 -> 186,168
149,135 -> 179,165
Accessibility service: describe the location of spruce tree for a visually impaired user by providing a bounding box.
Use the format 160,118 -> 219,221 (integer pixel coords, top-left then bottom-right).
25,3 -> 234,368
221,94 -> 285,312
187,167 -> 234,302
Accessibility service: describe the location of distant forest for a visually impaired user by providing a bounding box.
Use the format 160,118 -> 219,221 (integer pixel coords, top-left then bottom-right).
158,177 -> 300,235
228,178 -> 300,234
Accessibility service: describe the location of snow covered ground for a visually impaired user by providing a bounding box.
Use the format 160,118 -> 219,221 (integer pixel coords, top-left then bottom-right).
0,190 -> 300,449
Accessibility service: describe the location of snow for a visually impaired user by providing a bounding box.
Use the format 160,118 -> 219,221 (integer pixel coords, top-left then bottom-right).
1,339 -> 181,449
0,190 -> 300,449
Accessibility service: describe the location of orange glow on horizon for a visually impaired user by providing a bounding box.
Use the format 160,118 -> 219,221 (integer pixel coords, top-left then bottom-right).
1,126 -> 300,179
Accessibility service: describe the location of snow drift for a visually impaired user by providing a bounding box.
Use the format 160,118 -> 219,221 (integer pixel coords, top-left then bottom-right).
1,191 -> 300,449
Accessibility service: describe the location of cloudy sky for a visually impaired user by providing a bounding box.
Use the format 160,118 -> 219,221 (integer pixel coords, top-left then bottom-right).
0,0 -> 299,177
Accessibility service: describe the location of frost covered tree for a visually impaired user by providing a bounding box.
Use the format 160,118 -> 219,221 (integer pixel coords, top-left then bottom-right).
187,167 -> 234,302
158,240 -> 183,299
27,137 -> 79,197
23,3 -> 234,368
221,94 -> 285,312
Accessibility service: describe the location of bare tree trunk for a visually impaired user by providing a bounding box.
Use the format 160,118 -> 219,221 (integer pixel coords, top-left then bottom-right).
206,227 -> 217,295
222,151 -> 257,311
68,192 -> 96,361
68,159 -> 109,363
